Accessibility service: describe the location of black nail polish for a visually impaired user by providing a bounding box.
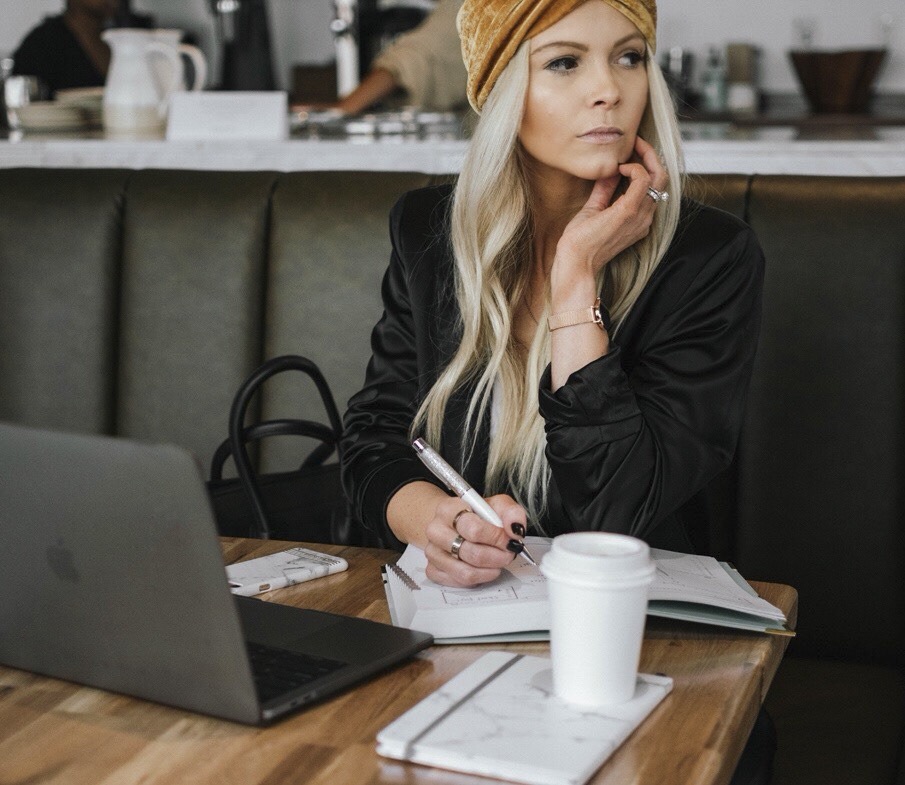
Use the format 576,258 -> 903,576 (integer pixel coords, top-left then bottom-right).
506,539 -> 524,554
511,523 -> 526,538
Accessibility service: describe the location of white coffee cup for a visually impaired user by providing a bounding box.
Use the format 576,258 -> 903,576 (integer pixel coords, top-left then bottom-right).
540,532 -> 655,706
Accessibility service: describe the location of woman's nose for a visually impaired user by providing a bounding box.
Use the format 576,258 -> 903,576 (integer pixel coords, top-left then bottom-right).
590,65 -> 621,107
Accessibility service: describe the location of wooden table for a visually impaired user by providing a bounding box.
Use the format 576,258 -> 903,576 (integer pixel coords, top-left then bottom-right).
0,538 -> 797,785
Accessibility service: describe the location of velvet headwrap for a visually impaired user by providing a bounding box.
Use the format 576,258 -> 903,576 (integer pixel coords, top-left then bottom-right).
458,0 -> 657,111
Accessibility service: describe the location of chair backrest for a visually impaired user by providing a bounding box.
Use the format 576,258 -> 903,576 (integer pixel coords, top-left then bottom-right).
117,170 -> 280,460
2,167 -> 903,664
259,170 -> 433,470
0,168 -> 129,434
736,176 -> 905,666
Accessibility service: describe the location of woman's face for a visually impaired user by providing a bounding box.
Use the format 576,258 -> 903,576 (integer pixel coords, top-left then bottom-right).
70,0 -> 119,19
519,0 -> 649,183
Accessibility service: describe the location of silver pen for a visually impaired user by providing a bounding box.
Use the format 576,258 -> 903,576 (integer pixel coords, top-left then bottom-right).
412,438 -> 538,566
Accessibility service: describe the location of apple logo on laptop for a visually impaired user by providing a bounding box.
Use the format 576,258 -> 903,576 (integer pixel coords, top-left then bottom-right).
46,539 -> 80,583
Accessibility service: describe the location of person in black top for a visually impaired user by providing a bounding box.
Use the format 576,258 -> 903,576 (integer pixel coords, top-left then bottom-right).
12,0 -> 119,96
341,0 -> 765,587
342,3 -> 773,779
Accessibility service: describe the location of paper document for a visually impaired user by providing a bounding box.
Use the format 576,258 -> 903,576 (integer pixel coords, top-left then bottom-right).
383,538 -> 791,641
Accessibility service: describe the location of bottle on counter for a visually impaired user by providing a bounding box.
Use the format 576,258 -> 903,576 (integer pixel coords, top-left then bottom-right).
700,46 -> 727,114
1,56 -> 14,131
661,46 -> 694,112
726,42 -> 760,117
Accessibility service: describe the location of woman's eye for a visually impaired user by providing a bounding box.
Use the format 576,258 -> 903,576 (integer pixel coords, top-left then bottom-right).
617,50 -> 645,67
545,55 -> 579,73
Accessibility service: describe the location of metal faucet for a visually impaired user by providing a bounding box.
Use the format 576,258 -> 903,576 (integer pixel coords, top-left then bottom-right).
213,0 -> 242,44
331,0 -> 360,98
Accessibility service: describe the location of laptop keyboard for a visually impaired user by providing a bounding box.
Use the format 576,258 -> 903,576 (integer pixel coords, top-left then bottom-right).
247,642 -> 347,704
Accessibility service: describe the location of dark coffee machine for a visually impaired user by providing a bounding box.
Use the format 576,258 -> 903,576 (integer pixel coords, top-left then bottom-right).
209,0 -> 276,90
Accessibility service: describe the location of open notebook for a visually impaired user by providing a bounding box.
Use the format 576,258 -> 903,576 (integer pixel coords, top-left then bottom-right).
383,537 -> 792,643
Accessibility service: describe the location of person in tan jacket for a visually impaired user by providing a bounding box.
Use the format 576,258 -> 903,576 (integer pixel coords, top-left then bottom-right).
298,0 -> 467,115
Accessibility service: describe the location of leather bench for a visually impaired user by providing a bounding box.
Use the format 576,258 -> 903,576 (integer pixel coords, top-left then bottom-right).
1,166 -> 902,784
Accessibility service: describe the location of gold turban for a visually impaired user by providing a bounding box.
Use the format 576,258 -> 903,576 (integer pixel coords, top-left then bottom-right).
458,0 -> 658,111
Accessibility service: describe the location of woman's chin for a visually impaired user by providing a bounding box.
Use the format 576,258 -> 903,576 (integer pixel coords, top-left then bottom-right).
577,163 -> 622,182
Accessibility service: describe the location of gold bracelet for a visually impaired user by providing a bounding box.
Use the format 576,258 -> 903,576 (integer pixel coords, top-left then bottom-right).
548,297 -> 605,332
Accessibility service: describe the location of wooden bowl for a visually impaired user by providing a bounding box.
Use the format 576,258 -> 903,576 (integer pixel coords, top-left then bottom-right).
789,49 -> 887,114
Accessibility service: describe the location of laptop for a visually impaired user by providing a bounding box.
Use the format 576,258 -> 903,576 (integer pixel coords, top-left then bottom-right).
0,421 -> 433,725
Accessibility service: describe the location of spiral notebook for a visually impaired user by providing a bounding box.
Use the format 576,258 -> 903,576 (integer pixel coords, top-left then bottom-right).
382,537 -> 792,643
377,651 -> 673,785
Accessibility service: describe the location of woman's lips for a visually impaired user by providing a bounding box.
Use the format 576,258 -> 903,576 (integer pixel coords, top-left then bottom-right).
579,126 -> 624,143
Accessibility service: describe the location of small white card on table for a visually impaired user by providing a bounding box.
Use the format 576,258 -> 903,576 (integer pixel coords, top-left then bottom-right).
377,651 -> 673,785
166,91 -> 288,140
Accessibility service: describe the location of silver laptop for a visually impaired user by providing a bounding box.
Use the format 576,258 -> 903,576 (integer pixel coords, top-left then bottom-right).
0,421 -> 432,725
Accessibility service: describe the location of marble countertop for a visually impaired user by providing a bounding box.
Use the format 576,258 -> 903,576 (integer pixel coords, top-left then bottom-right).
2,124 -> 905,176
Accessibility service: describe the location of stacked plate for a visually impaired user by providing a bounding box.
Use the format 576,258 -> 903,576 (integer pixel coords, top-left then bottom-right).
13,87 -> 104,132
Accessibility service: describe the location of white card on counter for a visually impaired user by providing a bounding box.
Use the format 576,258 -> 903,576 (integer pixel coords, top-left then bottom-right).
166,91 -> 288,140
377,651 -> 673,785
226,547 -> 348,596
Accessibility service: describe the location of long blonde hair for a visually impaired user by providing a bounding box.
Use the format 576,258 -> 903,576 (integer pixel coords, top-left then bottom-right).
412,43 -> 684,527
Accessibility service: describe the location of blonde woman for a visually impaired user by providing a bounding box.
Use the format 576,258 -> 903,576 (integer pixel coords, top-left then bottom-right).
342,0 -> 764,590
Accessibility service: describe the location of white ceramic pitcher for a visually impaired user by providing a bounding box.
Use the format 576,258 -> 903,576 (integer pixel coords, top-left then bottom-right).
102,28 -> 204,134
151,29 -> 207,92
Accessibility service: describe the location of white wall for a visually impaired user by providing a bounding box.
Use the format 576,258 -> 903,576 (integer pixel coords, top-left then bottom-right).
2,0 -> 903,93
2,0 -> 62,58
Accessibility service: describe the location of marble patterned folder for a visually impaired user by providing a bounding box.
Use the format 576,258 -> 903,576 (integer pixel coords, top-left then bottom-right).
377,652 -> 673,785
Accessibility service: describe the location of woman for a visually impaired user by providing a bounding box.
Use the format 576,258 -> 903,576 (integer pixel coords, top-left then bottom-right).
12,0 -> 120,95
342,0 -> 764,589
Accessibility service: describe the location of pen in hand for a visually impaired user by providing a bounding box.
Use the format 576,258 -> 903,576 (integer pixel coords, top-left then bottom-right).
412,438 -> 538,567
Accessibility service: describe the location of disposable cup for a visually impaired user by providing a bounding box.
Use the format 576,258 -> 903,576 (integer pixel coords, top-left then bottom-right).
540,532 -> 655,706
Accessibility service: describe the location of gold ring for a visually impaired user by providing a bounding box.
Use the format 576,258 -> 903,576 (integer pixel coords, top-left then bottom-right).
452,508 -> 470,532
450,534 -> 466,560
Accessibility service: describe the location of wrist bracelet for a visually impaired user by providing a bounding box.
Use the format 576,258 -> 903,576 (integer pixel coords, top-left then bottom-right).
548,297 -> 607,332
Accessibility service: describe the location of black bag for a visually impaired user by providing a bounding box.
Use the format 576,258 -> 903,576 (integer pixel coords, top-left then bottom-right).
207,354 -> 359,545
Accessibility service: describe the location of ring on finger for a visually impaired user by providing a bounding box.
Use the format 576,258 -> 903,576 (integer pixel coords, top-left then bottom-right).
646,187 -> 669,203
450,534 -> 466,560
452,508 -> 470,532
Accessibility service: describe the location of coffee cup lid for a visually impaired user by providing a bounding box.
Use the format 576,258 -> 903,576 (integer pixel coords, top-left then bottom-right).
540,532 -> 654,586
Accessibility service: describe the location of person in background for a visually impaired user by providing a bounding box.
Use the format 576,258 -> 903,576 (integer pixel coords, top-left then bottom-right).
299,0 -> 466,115
12,0 -> 119,96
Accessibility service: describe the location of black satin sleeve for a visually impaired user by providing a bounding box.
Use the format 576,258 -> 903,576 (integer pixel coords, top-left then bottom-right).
538,216 -> 765,540
340,189 -> 451,548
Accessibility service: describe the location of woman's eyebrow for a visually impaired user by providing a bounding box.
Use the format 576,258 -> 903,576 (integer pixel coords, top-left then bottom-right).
530,33 -> 645,57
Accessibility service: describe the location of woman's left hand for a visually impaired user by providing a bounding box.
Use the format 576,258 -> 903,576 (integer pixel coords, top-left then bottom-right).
553,136 -> 668,283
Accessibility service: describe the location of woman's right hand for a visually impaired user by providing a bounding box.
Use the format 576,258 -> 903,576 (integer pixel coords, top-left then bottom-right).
423,494 -> 528,588
552,135 -> 668,287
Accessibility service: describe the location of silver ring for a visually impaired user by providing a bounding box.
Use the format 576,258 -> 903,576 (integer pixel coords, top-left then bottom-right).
647,187 -> 669,203
452,508 -> 469,532
450,534 -> 465,560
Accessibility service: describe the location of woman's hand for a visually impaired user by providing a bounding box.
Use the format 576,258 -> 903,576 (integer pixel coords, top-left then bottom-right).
423,494 -> 528,587
547,136 -> 667,389
552,136 -> 668,289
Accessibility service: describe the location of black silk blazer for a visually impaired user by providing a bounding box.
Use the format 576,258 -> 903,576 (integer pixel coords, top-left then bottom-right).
340,184 -> 765,552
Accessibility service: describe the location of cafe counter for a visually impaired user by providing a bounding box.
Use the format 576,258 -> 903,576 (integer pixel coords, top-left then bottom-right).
3,124 -> 905,175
